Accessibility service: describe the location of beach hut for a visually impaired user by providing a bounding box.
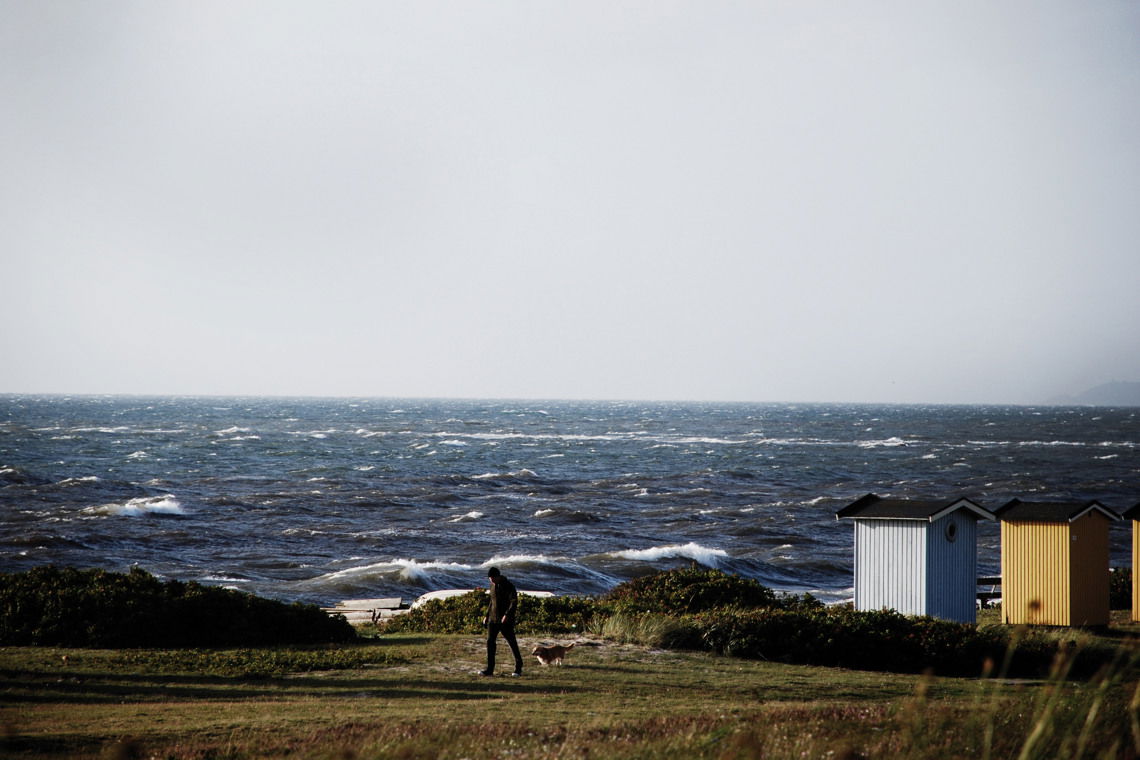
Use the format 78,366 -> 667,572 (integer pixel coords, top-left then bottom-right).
836,494 -> 994,623
1122,503 -> 1140,622
994,499 -> 1120,626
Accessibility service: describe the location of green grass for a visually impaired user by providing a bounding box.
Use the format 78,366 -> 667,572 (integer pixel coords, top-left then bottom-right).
2,624 -> 1137,760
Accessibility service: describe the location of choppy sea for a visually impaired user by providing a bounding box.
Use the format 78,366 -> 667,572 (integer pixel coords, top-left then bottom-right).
1,396 -> 1136,606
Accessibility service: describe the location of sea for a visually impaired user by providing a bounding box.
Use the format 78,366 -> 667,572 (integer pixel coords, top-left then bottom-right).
1,395 -> 1136,607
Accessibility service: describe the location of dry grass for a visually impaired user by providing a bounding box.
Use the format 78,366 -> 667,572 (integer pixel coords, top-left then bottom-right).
1,630 -> 1136,760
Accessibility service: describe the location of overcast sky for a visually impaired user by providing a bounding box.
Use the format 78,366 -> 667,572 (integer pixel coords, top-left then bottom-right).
3,2 -> 1138,404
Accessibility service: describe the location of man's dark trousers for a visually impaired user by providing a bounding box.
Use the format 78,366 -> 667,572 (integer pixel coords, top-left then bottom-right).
487,622 -> 523,674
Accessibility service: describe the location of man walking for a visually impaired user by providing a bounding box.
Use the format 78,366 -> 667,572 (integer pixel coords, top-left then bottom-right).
480,567 -> 523,677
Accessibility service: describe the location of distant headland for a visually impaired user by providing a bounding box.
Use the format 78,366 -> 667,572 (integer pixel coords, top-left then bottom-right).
1048,381 -> 1140,407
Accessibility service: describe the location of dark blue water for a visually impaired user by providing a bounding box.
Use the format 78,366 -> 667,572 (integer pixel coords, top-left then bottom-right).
1,396 -> 1135,606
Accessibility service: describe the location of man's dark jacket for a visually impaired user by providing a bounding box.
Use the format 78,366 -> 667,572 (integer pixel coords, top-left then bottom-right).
488,576 -> 518,625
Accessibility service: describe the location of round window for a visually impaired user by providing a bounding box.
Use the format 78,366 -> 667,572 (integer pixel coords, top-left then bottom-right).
944,519 -> 958,542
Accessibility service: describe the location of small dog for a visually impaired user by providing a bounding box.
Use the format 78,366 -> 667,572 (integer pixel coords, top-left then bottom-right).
532,642 -> 575,666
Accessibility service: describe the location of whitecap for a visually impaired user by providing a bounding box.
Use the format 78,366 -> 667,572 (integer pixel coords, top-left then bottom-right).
126,451 -> 149,460
201,575 -> 250,584
321,558 -> 475,584
85,495 -> 185,517
669,436 -> 745,445
472,468 -> 537,480
483,553 -> 562,568
857,437 -> 907,449
533,509 -> 557,518
214,426 -> 252,435
59,476 -> 100,486
607,542 -> 728,567
449,511 -> 485,523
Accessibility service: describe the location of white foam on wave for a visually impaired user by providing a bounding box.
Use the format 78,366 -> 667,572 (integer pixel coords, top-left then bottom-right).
670,436 -> 745,446
472,468 -> 538,480
533,508 -> 557,517
59,476 -> 101,486
214,426 -> 252,435
126,451 -> 149,460
449,511 -> 485,523
202,574 -> 250,584
483,553 -> 561,568
1021,440 -> 1075,447
322,558 -> 474,583
84,495 -> 185,517
857,437 -> 907,449
288,429 -> 338,439
607,542 -> 728,567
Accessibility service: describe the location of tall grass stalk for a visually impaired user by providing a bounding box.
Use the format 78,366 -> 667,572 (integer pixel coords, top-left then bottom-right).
1015,646 -> 1078,760
591,612 -> 696,649
1071,646 -> 1126,759
980,625 -> 1025,760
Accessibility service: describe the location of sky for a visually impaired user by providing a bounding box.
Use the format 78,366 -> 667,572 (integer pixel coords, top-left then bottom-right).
3,1 -> 1139,404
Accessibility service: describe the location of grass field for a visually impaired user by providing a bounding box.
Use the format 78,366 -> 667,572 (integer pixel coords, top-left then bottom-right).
3,615 -> 1138,760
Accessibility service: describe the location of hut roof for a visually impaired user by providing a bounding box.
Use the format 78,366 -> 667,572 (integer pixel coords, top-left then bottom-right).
1122,503 -> 1140,520
994,498 -> 1120,523
835,493 -> 993,522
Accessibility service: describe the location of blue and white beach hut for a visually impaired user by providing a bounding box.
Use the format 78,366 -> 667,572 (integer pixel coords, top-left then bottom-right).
836,494 -> 995,623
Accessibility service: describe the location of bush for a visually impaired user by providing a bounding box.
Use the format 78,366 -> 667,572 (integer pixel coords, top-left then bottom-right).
382,591 -> 487,635
0,566 -> 357,648
1110,566 -> 1131,610
682,605 -> 1129,679
601,567 -> 821,615
382,591 -> 598,635
369,567 -> 1132,680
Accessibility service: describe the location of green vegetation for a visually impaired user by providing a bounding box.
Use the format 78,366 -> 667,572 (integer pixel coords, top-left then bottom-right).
383,567 -> 1128,679
600,565 -> 816,614
0,566 -> 356,647
1,566 -> 1137,758
2,629 -> 1136,759
383,590 -> 597,635
1111,566 -> 1131,610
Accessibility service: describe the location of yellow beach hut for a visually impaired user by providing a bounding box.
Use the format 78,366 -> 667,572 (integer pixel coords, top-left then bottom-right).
1123,503 -> 1140,622
994,498 -> 1120,626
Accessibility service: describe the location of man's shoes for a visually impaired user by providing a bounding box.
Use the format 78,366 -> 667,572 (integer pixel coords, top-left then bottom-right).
511,671 -> 522,677
478,670 -> 493,676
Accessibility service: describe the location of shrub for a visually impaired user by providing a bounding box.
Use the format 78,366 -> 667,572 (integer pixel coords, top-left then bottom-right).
382,591 -> 598,635
382,591 -> 487,635
1109,566 -> 1131,610
681,605 -> 1131,679
0,566 -> 356,648
600,567 -> 820,615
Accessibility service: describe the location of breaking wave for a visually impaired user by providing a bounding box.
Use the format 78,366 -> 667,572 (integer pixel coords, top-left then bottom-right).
605,542 -> 728,567
84,495 -> 186,517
